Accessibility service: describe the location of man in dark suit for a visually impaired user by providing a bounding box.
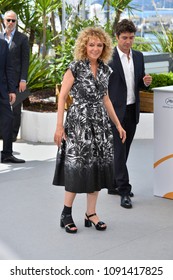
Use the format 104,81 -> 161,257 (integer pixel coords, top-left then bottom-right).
108,19 -> 152,208
0,38 -> 25,163
0,10 -> 30,142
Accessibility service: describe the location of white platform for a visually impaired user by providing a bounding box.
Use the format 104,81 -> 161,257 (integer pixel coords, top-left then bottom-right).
21,110 -> 57,143
20,110 -> 153,143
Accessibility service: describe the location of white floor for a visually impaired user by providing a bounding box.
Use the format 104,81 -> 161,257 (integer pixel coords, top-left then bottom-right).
0,138 -> 173,260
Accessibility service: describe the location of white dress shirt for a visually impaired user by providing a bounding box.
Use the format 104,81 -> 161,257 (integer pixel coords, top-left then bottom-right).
4,29 -> 15,48
117,46 -> 135,105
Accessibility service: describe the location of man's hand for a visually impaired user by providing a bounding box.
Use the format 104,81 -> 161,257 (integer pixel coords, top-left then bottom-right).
143,74 -> 152,87
19,81 -> 27,92
9,93 -> 16,105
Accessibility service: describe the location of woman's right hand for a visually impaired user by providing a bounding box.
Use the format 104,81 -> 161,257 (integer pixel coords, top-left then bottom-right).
54,127 -> 66,147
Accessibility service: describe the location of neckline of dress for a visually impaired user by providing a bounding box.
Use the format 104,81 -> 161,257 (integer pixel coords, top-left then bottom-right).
85,59 -> 103,79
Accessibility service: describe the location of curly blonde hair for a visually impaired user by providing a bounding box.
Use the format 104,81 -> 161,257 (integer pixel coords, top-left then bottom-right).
74,26 -> 113,63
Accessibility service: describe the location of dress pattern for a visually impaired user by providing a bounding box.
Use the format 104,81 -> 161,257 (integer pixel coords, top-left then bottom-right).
53,59 -> 114,193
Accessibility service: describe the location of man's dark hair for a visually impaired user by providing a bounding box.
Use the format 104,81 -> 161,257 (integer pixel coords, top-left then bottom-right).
115,19 -> 137,37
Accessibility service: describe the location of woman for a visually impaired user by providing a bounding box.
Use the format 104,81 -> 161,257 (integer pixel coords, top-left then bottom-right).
53,27 -> 126,234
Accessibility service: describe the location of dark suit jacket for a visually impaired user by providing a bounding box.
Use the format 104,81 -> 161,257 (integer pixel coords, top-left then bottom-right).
108,47 -> 146,124
0,30 -> 30,86
0,38 -> 16,101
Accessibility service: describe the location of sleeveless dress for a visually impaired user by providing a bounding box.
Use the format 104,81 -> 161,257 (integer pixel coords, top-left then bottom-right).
53,59 -> 114,193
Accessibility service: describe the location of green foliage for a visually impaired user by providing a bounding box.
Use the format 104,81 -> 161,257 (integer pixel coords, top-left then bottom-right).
0,0 -> 25,13
152,30 -> 173,53
102,0 -> 140,36
51,45 -> 73,85
102,0 -> 138,15
27,53 -> 54,91
133,37 -> 152,52
17,1 -> 40,33
148,72 -> 173,91
35,0 -> 59,14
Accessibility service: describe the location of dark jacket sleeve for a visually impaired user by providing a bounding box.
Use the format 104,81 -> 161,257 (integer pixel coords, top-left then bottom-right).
9,31 -> 30,84
20,34 -> 30,81
5,43 -> 16,93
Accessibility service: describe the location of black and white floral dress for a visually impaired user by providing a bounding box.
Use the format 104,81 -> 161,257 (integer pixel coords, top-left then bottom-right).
53,59 -> 114,193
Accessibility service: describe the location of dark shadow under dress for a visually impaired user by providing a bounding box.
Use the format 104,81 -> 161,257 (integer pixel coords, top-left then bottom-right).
53,59 -> 114,193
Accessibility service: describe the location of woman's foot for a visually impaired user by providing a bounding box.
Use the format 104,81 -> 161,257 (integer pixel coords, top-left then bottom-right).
84,213 -> 107,231
60,213 -> 77,234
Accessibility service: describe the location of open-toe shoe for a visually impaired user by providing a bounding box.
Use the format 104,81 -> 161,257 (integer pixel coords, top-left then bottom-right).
60,213 -> 77,234
84,213 -> 107,231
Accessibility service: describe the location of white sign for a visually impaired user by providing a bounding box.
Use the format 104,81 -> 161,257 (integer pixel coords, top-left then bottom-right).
154,86 -> 173,199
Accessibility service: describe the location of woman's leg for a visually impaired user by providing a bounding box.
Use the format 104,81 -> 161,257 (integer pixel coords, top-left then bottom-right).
86,191 -> 99,215
61,191 -> 77,233
64,191 -> 76,207
86,191 -> 106,228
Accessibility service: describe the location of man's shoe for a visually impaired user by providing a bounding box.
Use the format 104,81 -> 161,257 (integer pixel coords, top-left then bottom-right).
1,155 -> 25,164
121,195 -> 132,209
108,188 -> 134,197
129,191 -> 134,197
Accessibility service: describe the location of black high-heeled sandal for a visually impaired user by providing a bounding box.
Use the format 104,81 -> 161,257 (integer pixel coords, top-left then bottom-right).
60,213 -> 77,234
84,213 -> 107,231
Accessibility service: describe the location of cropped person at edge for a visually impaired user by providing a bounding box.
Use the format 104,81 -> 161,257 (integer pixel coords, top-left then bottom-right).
0,10 -> 29,146
0,38 -> 25,164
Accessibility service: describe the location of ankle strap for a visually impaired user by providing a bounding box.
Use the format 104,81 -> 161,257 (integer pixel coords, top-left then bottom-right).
86,213 -> 96,219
